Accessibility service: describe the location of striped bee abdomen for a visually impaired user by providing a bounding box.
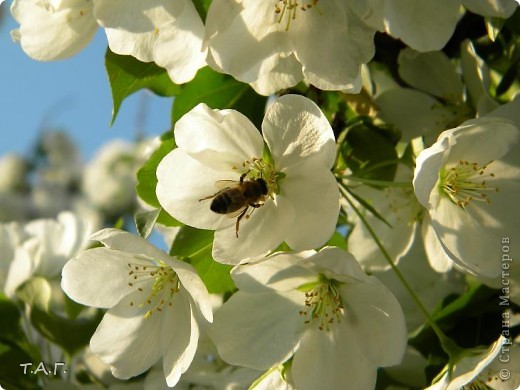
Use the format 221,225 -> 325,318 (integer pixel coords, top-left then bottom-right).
210,189 -> 245,214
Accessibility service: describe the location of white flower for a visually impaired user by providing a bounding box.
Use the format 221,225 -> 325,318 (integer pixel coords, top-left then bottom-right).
413,117 -> 520,278
373,226 -> 465,331
204,0 -> 375,95
0,222 -> 24,292
156,94 -> 339,264
10,0 -> 98,61
0,153 -> 28,192
93,0 -> 206,84
82,140 -> 138,216
61,228 -> 213,387
345,165 -> 420,271
350,0 -> 517,52
3,211 -> 93,297
209,248 -> 407,390
37,130 -> 83,188
426,336 -> 519,390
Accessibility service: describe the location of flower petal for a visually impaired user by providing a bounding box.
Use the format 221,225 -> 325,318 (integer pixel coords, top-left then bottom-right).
292,326 -> 377,390
282,161 -> 339,250
153,0 -> 206,83
61,247 -> 148,308
156,149 -> 234,230
384,0 -> 460,52
397,48 -> 464,102
347,183 -> 417,271
174,103 -> 264,171
161,290 -> 198,387
172,259 -> 213,323
421,216 -> 454,273
11,0 -> 97,61
93,0 -> 162,62
463,0 -> 517,18
209,290 -> 304,370
429,180 -> 520,278
231,251 -> 317,293
90,228 -> 171,263
413,136 -> 450,209
441,119 -> 518,166
310,247 -> 374,283
249,54 -> 304,96
290,3 -> 375,91
263,95 -> 336,169
375,88 -> 461,142
204,0 -> 293,88
340,279 -> 407,367
212,196 -> 295,264
90,290 -> 163,379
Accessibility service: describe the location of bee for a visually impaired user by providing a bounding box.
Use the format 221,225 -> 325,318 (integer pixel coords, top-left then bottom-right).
199,172 -> 268,237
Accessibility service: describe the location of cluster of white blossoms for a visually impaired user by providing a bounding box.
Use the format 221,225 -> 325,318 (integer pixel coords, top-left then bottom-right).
157,94 -> 339,264
5,0 -> 520,389
9,0 -> 518,94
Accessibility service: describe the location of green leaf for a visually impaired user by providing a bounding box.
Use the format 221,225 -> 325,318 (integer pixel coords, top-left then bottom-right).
171,67 -> 267,128
495,59 -> 519,97
105,49 -> 181,125
16,278 -> 102,357
171,226 -> 235,294
136,138 -> 175,208
0,343 -> 41,390
343,123 -> 399,182
29,306 -> 103,358
135,208 -> 161,239
410,284 -> 502,360
192,0 -> 212,22
0,295 -> 42,389
323,231 -> 347,250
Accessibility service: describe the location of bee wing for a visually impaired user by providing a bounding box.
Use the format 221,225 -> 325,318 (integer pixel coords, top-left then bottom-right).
214,180 -> 241,190
226,205 -> 248,218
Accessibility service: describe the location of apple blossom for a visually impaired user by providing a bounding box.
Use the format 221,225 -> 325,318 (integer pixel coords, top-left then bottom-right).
350,0 -> 517,52
82,140 -> 141,217
93,0 -> 206,84
209,248 -> 407,390
0,153 -> 28,192
345,165 -> 421,270
373,226 -> 465,331
61,228 -> 213,387
3,211 -> 92,297
10,0 -> 98,61
426,336 -> 518,390
204,0 -> 375,95
156,94 -> 339,264
413,117 -> 520,278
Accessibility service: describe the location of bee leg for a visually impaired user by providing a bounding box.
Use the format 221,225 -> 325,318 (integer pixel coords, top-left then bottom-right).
240,170 -> 250,184
198,191 -> 220,202
235,207 -> 249,238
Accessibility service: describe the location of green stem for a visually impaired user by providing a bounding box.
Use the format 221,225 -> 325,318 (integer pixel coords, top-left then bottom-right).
340,182 -> 461,357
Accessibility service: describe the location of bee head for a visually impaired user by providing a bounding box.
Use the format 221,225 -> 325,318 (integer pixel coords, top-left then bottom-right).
256,178 -> 268,195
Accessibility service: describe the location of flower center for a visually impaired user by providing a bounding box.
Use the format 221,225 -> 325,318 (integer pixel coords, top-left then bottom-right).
274,0 -> 321,31
299,275 -> 344,331
439,160 -> 499,209
463,378 -> 493,390
126,261 -> 180,318
238,157 -> 283,198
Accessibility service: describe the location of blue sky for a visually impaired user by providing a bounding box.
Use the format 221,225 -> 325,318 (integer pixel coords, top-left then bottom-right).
0,3 -> 172,161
